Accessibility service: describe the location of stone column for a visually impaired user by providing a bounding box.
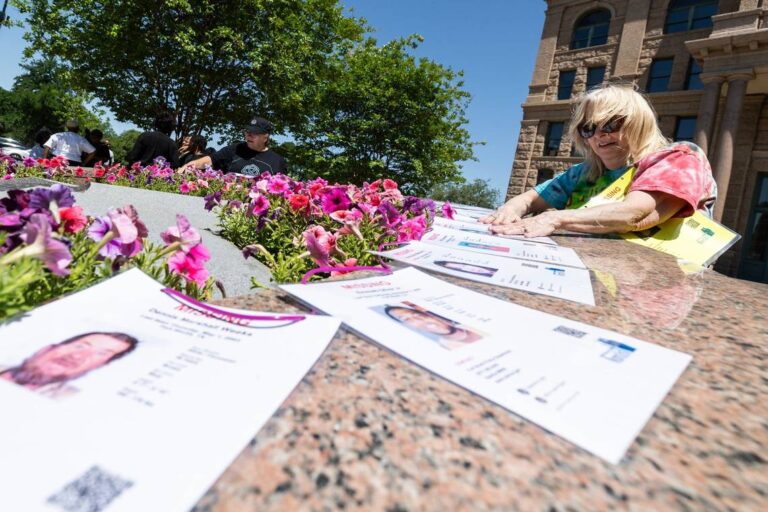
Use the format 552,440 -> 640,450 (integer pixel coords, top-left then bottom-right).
528,5 -> 565,103
694,74 -> 724,155
612,0 -> 652,80
711,72 -> 753,222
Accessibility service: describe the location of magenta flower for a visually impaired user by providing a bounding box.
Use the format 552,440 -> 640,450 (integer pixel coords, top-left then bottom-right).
266,176 -> 291,195
160,214 -> 201,252
249,193 -> 270,216
320,187 -> 352,214
397,215 -> 428,243
441,202 -> 456,220
17,213 -> 72,275
167,243 -> 211,286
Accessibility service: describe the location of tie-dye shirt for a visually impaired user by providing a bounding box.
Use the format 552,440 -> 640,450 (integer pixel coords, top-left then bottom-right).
534,141 -> 717,218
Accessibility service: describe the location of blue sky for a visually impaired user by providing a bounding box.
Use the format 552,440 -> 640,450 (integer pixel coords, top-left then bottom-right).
0,1 -> 545,198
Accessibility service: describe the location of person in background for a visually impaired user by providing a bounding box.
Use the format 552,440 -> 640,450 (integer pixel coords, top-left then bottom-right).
29,127 -> 52,159
180,117 -> 286,175
43,119 -> 95,166
126,111 -> 180,168
179,135 -> 208,166
481,84 -> 716,238
85,129 -> 113,166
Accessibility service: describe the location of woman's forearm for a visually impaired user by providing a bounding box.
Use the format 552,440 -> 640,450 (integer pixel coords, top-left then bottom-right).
554,190 -> 685,234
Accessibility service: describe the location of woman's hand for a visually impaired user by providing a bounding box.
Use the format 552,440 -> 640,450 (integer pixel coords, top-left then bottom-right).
480,203 -> 523,225
490,210 -> 562,238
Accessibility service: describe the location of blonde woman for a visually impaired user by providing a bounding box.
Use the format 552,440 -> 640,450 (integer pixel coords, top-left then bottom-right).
482,84 -> 716,237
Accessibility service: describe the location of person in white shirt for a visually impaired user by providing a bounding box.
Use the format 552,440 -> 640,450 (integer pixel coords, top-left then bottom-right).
43,119 -> 96,166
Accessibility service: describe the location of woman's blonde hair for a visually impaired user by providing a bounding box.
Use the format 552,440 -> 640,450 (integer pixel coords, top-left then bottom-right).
569,84 -> 669,182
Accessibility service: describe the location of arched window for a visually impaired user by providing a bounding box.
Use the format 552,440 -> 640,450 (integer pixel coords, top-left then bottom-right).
570,9 -> 611,50
664,0 -> 718,34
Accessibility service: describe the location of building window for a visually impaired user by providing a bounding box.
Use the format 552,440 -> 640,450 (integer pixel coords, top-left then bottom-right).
536,168 -> 555,185
558,70 -> 576,100
586,66 -> 606,91
674,116 -> 697,142
664,0 -> 718,34
544,122 -> 564,156
684,58 -> 703,90
570,10 -> 611,50
646,58 -> 674,93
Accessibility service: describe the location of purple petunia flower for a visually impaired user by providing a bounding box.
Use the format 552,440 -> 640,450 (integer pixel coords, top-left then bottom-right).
28,184 -> 76,211
377,201 -> 402,229
18,213 -> 72,275
320,187 -> 352,214
204,190 -> 222,211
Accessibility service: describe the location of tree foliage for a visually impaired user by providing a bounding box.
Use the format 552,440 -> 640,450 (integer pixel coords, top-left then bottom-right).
286,36 -> 475,196
109,129 -> 142,162
430,178 -> 500,209
0,58 -> 107,143
16,0 -> 365,139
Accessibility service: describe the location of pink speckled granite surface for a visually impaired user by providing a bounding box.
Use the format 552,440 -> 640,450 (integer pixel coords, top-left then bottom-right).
197,234 -> 768,511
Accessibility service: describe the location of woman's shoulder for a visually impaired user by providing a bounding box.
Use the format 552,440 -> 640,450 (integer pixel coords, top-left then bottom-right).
637,141 -> 709,171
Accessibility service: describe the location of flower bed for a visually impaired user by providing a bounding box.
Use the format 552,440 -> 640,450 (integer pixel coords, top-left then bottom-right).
210,175 -> 449,284
0,182 -> 213,322
1,154 -> 454,287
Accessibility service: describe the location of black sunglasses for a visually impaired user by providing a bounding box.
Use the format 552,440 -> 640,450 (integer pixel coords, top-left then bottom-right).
578,116 -> 625,139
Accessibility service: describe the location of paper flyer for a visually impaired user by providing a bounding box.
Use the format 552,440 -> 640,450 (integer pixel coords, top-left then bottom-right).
0,269 -> 340,512
282,268 -> 691,464
581,168 -> 741,267
433,216 -> 557,246
422,225 -> 586,268
373,240 -> 595,305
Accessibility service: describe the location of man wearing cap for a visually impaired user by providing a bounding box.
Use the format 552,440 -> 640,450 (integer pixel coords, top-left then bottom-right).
180,117 -> 287,175
43,119 -> 96,167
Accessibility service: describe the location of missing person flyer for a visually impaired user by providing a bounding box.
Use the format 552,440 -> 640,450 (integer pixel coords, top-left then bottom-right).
282,268 -> 691,464
0,268 -> 340,512
373,240 -> 595,305
433,216 -> 557,246
422,226 -> 586,268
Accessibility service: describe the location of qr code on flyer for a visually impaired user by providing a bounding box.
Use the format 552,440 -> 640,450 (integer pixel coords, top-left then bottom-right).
47,466 -> 133,512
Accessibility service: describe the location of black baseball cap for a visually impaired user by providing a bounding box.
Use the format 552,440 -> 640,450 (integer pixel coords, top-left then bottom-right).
244,117 -> 273,134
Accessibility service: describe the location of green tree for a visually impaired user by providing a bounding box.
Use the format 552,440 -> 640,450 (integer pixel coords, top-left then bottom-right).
109,129 -> 141,163
16,0 -> 365,140
430,178 -> 500,209
0,58 -> 108,143
286,36 -> 475,196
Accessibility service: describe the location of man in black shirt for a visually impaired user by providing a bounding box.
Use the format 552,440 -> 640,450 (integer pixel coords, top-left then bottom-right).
126,111 -> 180,168
180,117 -> 287,175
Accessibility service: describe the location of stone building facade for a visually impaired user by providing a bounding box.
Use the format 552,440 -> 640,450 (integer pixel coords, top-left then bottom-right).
508,0 -> 768,282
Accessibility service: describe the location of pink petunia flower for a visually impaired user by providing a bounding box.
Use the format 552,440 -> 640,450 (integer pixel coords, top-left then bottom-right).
167,243 -> 211,286
397,215 -> 428,243
249,193 -> 270,216
302,225 -> 337,266
441,202 -> 456,220
161,214 -> 202,252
